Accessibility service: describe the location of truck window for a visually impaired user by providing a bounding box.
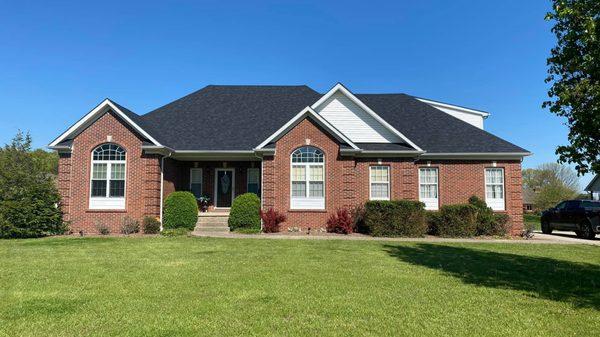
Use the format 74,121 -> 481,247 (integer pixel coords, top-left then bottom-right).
565,200 -> 580,209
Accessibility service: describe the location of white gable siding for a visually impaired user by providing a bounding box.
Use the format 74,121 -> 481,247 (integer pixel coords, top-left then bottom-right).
429,105 -> 484,129
315,92 -> 401,143
417,99 -> 487,129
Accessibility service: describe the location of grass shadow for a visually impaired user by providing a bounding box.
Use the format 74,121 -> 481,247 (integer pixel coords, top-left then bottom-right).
383,243 -> 600,310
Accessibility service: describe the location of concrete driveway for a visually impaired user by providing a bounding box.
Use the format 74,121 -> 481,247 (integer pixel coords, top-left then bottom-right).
533,230 -> 600,246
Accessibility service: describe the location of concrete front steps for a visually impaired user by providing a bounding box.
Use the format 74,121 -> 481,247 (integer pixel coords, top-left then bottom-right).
193,211 -> 230,233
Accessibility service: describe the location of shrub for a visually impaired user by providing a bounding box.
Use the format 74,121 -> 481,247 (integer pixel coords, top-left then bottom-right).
160,228 -> 190,237
95,220 -> 110,235
468,195 -> 510,236
326,208 -> 354,234
260,208 -> 286,233
228,193 -> 261,231
121,216 -> 140,235
426,211 -> 442,235
163,191 -> 198,230
0,132 -> 67,239
436,204 -> 478,237
350,204 -> 367,234
364,200 -> 427,237
142,216 -> 161,234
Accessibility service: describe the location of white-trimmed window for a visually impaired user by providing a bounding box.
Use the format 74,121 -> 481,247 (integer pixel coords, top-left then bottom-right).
247,168 -> 260,195
190,168 -> 203,199
485,168 -> 505,211
419,168 -> 439,210
89,143 -> 126,209
291,147 -> 325,209
370,166 -> 390,200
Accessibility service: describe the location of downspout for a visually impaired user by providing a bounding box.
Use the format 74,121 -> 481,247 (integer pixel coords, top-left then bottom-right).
159,151 -> 173,230
254,152 -> 264,231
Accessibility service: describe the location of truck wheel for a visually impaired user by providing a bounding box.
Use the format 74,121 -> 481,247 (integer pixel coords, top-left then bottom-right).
541,220 -> 552,234
580,222 -> 595,240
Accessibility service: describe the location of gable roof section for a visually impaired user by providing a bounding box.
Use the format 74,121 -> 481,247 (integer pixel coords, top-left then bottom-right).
139,85 -> 322,151
50,84 -> 530,157
255,106 -> 359,150
311,83 -> 422,151
49,99 -> 162,149
355,93 -> 529,155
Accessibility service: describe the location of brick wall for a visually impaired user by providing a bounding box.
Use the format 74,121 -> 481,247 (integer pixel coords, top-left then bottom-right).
57,112 -> 161,234
263,117 -> 524,234
57,113 -> 524,235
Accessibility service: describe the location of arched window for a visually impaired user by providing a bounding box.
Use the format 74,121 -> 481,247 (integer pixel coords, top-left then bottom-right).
290,146 -> 325,209
90,143 -> 126,209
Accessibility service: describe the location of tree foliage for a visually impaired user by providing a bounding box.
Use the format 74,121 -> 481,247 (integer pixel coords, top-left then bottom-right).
0,131 -> 65,238
523,163 -> 579,211
544,0 -> 600,175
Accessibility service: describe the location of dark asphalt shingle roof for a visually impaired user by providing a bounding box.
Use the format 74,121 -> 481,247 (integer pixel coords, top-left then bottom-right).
110,85 -> 527,154
355,94 -> 528,153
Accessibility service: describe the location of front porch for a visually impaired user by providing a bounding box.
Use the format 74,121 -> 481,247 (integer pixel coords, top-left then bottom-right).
162,158 -> 262,211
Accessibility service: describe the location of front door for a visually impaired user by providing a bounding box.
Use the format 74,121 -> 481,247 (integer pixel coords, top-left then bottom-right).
215,169 -> 234,208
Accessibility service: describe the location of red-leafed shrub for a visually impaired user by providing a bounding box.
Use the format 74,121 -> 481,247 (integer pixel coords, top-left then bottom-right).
260,208 -> 286,233
326,208 -> 354,234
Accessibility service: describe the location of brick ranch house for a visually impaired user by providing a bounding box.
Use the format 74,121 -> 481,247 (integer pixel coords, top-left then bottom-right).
49,83 -> 530,234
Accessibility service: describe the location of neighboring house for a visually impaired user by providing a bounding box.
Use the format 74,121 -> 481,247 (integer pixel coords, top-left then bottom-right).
584,175 -> 600,200
522,187 -> 536,213
49,83 -> 530,234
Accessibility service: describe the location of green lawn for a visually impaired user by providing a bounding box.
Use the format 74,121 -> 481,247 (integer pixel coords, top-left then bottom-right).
1,237 -> 599,337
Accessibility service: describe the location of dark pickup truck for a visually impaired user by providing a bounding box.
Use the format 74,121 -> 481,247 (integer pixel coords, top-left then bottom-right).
541,200 -> 600,239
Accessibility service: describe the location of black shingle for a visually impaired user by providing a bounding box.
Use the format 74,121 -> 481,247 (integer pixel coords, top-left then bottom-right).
128,85 -> 527,154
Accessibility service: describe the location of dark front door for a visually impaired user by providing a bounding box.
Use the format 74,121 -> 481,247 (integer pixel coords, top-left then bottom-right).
215,169 -> 234,208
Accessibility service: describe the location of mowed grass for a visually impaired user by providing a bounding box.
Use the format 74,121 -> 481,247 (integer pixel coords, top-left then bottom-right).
1,237 -> 599,337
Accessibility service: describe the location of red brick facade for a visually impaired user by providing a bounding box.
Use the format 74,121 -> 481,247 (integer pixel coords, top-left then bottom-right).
262,118 -> 523,234
58,113 -> 523,235
57,112 -> 161,234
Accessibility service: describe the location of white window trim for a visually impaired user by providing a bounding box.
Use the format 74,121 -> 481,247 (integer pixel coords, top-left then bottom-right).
290,149 -> 325,210
189,168 -> 203,199
369,166 -> 390,201
485,168 -> 505,211
214,168 -> 235,209
89,147 -> 126,210
247,168 -> 260,194
419,168 -> 439,210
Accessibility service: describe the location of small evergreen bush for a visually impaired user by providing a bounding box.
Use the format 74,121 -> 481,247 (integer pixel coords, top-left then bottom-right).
260,208 -> 286,233
121,216 -> 140,235
228,193 -> 261,231
469,195 -> 510,236
326,208 -> 354,234
163,191 -> 198,230
142,216 -> 161,234
436,204 -> 479,237
426,211 -> 443,235
364,200 -> 427,237
351,204 -> 367,234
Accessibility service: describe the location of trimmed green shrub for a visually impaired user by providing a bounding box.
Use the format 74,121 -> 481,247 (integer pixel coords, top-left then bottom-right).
364,200 -> 427,237
160,228 -> 190,237
426,211 -> 442,235
469,195 -> 510,236
436,204 -> 478,237
163,191 -> 198,230
228,193 -> 261,231
142,216 -> 161,234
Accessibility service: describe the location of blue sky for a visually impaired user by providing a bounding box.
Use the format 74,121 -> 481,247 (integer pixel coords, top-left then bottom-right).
0,1 -> 588,187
